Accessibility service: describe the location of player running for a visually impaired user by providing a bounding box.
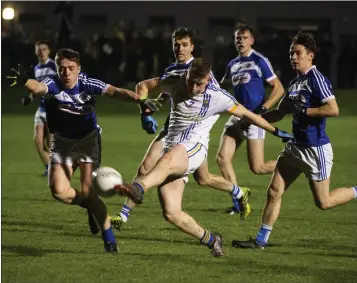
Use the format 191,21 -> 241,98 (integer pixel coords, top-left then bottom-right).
7,48 -> 160,253
231,31 -> 357,249
218,23 -> 285,214
30,40 -> 57,176
111,27 -> 251,230
114,58 -> 294,257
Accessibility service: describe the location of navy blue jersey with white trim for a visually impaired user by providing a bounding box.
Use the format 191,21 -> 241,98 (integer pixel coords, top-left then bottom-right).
284,65 -> 334,146
224,49 -> 276,111
42,75 -> 109,139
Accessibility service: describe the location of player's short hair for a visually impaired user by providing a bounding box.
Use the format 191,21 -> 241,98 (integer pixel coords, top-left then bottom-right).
189,58 -> 211,78
35,40 -> 50,48
234,23 -> 256,39
291,31 -> 316,53
55,48 -> 81,66
172,27 -> 196,44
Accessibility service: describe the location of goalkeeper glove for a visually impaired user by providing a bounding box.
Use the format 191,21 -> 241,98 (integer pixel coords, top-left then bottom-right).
141,113 -> 158,134
6,64 -> 30,87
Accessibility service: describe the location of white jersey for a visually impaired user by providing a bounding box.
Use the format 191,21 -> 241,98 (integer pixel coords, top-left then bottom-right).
164,76 -> 238,149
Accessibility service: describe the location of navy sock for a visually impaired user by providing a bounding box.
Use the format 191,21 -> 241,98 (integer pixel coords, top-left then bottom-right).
102,226 -> 116,244
132,181 -> 145,194
256,224 -> 273,246
200,229 -> 215,247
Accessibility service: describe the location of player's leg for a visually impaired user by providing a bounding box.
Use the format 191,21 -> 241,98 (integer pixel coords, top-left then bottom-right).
158,177 -> 223,257
216,133 -> 243,185
34,108 -> 49,176
309,178 -> 357,209
307,143 -> 357,209
232,153 -> 301,249
193,159 -> 251,220
111,133 -> 165,229
246,136 -> 276,175
78,161 -> 118,252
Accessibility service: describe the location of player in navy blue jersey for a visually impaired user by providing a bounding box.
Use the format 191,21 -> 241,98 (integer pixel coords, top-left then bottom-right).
7,48 -> 160,253
111,28 -> 252,230
218,23 -> 285,214
231,31 -> 357,249
32,40 -> 57,177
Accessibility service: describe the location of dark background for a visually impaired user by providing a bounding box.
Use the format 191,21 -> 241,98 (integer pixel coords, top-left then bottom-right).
2,1 -> 357,90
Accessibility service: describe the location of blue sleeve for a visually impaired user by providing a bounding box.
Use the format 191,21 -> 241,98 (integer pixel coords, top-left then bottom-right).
310,73 -> 334,103
258,57 -> 276,81
83,77 -> 109,96
41,78 -> 58,95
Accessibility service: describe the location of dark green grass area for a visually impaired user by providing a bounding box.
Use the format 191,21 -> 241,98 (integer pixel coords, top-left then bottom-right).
1,88 -> 357,283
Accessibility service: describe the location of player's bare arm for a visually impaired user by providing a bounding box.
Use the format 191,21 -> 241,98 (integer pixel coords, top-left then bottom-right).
136,77 -> 161,98
263,78 -> 285,110
24,80 -> 48,96
104,85 -> 140,101
304,98 -> 339,117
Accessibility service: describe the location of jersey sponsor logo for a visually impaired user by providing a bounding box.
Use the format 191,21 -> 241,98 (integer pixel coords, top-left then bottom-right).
232,72 -> 251,85
56,91 -> 94,115
35,67 -> 56,81
230,61 -> 256,73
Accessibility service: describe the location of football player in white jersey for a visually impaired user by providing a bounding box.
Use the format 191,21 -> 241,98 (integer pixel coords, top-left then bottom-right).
218,23 -> 285,214
231,31 -> 357,249
111,28 -> 251,231
7,49 -> 160,253
114,58 -> 294,257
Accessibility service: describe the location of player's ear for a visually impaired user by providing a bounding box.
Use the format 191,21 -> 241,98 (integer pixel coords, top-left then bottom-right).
309,51 -> 314,61
190,44 -> 194,53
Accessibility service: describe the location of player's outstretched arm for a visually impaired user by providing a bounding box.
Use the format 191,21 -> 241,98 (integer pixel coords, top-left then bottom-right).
104,85 -> 162,112
228,103 -> 293,141
136,78 -> 161,99
7,64 -> 47,98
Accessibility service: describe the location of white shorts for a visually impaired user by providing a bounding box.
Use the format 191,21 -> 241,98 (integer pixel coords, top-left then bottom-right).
278,142 -> 333,181
162,141 -> 207,183
49,128 -> 102,168
223,115 -> 265,140
34,107 -> 47,126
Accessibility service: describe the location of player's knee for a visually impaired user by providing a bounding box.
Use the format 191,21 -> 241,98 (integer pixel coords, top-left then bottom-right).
163,210 -> 179,224
216,153 -> 230,168
49,184 -> 66,201
314,199 -> 330,210
193,173 -> 210,187
249,163 -> 265,175
137,162 -> 150,177
34,135 -> 43,146
267,184 -> 283,201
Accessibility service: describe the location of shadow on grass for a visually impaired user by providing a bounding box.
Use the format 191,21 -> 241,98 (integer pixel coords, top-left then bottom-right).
1,245 -> 97,257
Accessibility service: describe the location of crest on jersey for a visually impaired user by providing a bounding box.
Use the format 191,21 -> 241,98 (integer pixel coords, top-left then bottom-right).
203,99 -> 210,107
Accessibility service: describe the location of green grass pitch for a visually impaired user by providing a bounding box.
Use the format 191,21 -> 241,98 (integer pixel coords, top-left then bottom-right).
1,88 -> 357,283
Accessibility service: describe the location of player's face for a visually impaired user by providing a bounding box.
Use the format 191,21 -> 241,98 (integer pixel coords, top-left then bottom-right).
57,58 -> 81,89
234,30 -> 254,56
36,44 -> 50,62
289,44 -> 314,73
173,36 -> 194,63
186,71 -> 210,96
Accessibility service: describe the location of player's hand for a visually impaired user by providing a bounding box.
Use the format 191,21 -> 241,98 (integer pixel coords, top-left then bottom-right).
139,97 -> 163,112
291,101 -> 307,115
253,105 -> 268,115
141,113 -> 158,134
273,127 -> 295,143
6,64 -> 29,87
21,95 -> 32,106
